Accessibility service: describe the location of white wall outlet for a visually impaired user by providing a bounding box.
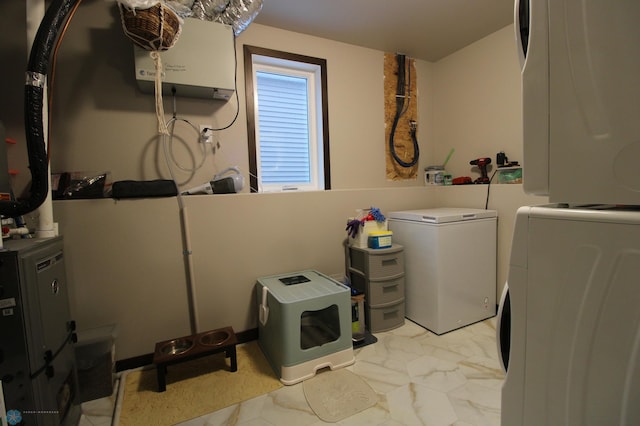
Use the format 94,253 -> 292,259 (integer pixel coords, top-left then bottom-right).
199,125 -> 214,143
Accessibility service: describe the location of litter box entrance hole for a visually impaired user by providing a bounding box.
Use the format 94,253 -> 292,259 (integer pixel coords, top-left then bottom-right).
300,305 -> 340,350
315,365 -> 332,375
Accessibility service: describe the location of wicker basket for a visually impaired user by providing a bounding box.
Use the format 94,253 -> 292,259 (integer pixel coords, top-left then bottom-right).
119,2 -> 182,51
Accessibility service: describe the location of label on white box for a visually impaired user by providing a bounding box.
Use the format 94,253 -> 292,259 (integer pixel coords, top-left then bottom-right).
375,236 -> 392,248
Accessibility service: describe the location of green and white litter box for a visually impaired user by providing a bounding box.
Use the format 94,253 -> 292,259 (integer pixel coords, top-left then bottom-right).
255,270 -> 354,385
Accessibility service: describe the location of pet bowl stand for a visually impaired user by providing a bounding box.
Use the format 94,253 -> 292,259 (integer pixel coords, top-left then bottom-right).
152,326 -> 238,392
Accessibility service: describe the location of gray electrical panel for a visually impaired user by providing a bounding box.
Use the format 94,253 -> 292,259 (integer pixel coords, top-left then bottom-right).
134,18 -> 236,100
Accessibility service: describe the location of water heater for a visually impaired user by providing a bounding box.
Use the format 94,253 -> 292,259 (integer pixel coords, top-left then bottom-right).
134,18 -> 235,100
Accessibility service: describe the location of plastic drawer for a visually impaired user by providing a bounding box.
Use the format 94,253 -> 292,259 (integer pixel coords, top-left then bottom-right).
368,275 -> 405,307
367,300 -> 405,333
348,271 -> 367,296
349,245 -> 404,279
349,272 -> 405,307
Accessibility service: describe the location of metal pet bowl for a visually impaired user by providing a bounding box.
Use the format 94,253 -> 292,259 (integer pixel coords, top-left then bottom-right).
199,329 -> 230,346
159,338 -> 194,356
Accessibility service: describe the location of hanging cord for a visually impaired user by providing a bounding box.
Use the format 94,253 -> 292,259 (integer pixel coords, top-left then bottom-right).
167,118 -> 208,172
151,51 -> 170,135
159,91 -> 193,209
164,90 -> 208,175
389,53 -> 419,168
200,35 -> 241,133
162,133 -> 183,210
485,169 -> 499,209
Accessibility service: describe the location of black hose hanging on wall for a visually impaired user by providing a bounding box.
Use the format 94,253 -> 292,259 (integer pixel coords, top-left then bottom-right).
389,53 -> 419,168
0,0 -> 78,217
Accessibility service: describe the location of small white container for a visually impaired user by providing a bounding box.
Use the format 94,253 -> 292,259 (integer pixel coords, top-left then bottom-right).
425,165 -> 445,185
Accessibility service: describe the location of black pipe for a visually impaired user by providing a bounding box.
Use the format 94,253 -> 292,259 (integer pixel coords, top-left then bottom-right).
0,0 -> 79,217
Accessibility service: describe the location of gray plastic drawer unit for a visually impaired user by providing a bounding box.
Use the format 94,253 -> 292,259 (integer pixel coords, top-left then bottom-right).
256,270 -> 354,385
347,245 -> 406,332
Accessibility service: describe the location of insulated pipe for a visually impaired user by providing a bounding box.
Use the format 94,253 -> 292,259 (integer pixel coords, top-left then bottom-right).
30,0 -> 57,239
0,0 -> 79,218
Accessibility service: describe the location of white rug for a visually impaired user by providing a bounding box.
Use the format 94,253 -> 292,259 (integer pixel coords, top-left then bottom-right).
303,368 -> 378,423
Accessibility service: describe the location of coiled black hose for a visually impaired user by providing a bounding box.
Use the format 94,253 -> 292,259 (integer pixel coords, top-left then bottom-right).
0,0 -> 78,217
389,53 -> 419,168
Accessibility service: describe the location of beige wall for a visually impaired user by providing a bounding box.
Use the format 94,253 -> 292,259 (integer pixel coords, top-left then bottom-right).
44,1 -> 435,191
431,24 -> 550,291
54,184 -> 546,361
1,2 -> 547,360
432,25 -> 523,179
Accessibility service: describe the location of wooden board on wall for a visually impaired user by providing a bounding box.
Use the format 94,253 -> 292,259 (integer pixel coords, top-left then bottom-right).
384,53 -> 419,181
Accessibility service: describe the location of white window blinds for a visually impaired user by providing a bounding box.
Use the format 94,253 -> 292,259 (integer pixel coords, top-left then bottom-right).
244,46 -> 330,193
256,71 -> 311,184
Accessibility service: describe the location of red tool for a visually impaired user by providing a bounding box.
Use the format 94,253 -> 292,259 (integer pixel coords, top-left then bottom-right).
452,176 -> 472,185
470,157 -> 492,184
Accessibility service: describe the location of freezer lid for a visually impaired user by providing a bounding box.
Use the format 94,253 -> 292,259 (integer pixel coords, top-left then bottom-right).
388,207 -> 497,223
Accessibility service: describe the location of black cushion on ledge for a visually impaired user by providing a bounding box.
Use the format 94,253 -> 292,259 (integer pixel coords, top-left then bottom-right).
111,180 -> 177,199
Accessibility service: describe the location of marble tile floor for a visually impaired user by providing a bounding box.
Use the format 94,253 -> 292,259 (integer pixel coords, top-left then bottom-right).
80,317 -> 504,426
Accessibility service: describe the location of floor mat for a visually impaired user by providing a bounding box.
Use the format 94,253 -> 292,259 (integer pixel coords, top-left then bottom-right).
303,368 -> 378,423
116,341 -> 282,426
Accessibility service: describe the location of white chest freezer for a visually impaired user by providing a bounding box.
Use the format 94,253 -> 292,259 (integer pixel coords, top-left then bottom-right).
388,208 -> 497,334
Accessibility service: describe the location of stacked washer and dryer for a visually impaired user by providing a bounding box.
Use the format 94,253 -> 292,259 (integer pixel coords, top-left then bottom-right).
388,207 -> 497,335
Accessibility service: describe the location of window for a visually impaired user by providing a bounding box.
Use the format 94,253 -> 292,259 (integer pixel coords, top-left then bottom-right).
244,46 -> 331,192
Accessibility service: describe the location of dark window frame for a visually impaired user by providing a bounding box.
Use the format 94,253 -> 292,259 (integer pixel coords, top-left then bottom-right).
243,45 -> 331,192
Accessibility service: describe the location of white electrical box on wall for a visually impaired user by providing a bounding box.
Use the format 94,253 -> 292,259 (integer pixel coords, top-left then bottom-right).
134,18 -> 235,100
